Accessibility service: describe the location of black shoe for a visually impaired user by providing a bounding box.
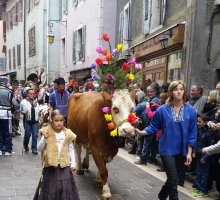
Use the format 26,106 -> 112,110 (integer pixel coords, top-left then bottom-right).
128,148 -> 136,155
24,146 -> 29,152
12,133 -> 16,137
32,150 -> 38,155
178,182 -> 184,187
157,168 -> 165,172
134,160 -> 147,165
15,132 -> 21,136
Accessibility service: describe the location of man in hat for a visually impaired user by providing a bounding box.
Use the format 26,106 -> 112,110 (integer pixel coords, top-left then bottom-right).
49,77 -> 70,123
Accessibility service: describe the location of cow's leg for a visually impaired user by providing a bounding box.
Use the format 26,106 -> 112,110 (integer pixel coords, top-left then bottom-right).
90,147 -> 111,199
75,143 -> 84,175
82,146 -> 89,170
95,171 -> 102,187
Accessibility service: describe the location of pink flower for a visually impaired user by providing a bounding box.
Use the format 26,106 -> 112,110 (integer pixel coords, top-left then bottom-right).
135,64 -> 142,70
128,58 -> 137,65
96,46 -> 103,53
102,106 -> 110,114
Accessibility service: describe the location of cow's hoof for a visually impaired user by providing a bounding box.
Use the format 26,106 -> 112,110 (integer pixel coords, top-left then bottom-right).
82,162 -> 89,170
102,193 -> 111,200
76,170 -> 84,175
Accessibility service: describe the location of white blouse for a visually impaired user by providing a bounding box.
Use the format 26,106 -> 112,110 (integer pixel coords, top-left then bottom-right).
37,130 -> 76,168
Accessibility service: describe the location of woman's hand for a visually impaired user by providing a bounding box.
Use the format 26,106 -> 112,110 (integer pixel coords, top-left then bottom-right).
135,128 -> 148,136
43,132 -> 49,139
70,165 -> 76,172
184,153 -> 192,166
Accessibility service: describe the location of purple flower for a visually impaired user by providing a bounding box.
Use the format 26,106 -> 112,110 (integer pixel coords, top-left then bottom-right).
90,63 -> 97,69
96,46 -> 103,53
92,75 -> 99,81
102,106 -> 110,114
112,49 -> 118,56
105,74 -> 115,81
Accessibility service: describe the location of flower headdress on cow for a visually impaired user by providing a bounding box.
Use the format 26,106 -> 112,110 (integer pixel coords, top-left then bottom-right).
90,33 -> 142,94
90,34 -> 141,136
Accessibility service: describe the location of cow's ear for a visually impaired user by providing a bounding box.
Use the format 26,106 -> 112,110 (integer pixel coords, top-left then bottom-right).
130,89 -> 136,101
102,91 -> 112,105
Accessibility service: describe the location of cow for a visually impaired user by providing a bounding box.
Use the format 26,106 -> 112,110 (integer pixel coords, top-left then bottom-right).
67,89 -> 136,199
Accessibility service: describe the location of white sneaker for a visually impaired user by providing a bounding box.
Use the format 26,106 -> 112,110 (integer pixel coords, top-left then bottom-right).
0,151 -> 2,156
5,152 -> 12,156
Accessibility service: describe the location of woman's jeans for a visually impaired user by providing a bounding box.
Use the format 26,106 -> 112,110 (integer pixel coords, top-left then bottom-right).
159,155 -> 185,200
23,121 -> 38,151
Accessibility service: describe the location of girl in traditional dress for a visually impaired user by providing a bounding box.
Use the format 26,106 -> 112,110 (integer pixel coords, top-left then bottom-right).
34,109 -> 80,200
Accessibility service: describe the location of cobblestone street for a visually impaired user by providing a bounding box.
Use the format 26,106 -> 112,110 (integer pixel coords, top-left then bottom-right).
0,130 -> 211,200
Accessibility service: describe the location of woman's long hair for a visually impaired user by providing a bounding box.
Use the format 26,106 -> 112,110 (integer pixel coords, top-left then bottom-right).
166,80 -> 187,105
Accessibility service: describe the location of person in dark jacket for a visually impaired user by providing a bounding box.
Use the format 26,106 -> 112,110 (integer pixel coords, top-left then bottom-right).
190,114 -> 213,197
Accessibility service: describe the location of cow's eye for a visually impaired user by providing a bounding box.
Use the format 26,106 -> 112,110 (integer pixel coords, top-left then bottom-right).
113,107 -> 119,114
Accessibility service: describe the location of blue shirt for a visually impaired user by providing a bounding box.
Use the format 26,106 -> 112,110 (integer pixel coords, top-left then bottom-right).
145,103 -> 197,156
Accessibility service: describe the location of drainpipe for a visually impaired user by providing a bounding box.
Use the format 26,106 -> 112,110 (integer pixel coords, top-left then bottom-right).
23,0 -> 26,81
46,0 -> 50,83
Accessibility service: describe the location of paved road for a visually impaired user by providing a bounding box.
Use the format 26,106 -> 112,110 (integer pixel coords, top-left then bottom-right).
0,131 -> 207,200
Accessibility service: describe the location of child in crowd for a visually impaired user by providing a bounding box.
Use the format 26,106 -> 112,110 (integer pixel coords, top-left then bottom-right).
190,114 -> 213,197
34,110 -> 80,200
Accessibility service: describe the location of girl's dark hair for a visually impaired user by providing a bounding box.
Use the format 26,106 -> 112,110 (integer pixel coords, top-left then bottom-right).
197,113 -> 211,122
51,109 -> 64,120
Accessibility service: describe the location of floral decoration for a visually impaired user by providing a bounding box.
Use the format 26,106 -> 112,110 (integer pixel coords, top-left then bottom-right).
91,33 -> 142,93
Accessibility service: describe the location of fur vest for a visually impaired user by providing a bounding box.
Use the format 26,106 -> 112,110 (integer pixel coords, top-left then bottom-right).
39,125 -> 76,168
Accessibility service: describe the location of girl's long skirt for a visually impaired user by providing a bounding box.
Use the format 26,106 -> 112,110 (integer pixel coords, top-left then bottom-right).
34,166 -> 80,200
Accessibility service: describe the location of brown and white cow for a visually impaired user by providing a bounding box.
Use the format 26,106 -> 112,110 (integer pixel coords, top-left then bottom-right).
67,89 -> 136,199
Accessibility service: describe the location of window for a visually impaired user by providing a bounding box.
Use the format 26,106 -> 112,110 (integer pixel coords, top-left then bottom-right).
72,25 -> 86,63
13,47 -> 16,69
143,0 -> 166,34
118,2 -> 131,47
8,49 -> 11,70
17,44 -> 21,66
28,26 -> 36,57
3,22 -> 6,41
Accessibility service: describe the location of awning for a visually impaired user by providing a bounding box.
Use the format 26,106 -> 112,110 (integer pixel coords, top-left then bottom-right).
0,71 -> 16,76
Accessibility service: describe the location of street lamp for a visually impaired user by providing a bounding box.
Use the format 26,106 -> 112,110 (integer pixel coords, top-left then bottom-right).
158,30 -> 172,49
48,31 -> 55,44
47,19 -> 67,44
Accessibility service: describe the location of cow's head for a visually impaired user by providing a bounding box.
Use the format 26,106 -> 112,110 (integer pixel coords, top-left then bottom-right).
103,89 -> 136,137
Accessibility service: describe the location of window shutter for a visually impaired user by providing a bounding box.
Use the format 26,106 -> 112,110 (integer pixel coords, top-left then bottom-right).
73,0 -> 78,6
3,22 -> 6,41
72,31 -> 77,64
13,6 -> 16,25
20,0 -> 23,21
119,11 -> 124,44
9,49 -> 11,70
143,0 -> 151,34
81,25 -> 86,62
10,9 -> 13,29
59,0 -> 62,19
161,0 -> 166,24
13,47 -> 16,69
26,0 -> 30,12
17,44 -> 21,66
16,2 -> 19,23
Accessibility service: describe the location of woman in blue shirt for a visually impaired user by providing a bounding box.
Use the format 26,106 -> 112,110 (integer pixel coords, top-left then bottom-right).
135,80 -> 197,200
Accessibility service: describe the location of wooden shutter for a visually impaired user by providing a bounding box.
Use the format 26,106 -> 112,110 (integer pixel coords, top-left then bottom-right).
81,25 -> 86,62
13,46 -> 16,69
17,44 -> 21,66
16,2 -> 19,23
3,22 -> 6,41
29,26 -> 36,57
10,9 -> 13,29
143,0 -> 151,34
20,0 -> 23,21
9,49 -> 11,70
72,31 -> 77,64
119,11 -> 124,44
26,0 -> 30,12
13,6 -> 16,25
